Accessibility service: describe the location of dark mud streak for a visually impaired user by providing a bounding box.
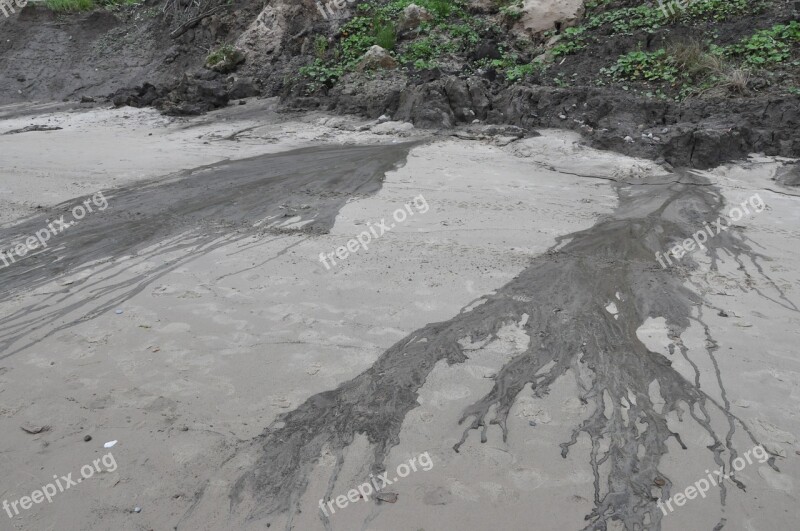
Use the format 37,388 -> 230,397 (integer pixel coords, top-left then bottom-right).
233,170 -> 789,530
0,143 -> 418,358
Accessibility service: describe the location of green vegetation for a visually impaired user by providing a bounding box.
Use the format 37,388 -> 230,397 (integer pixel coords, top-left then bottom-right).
551,26 -> 587,57
45,0 -> 137,11
600,41 -> 734,99
601,49 -> 680,83
45,0 -> 94,10
546,0 -> 764,58
374,22 -> 398,50
681,0 -> 758,22
419,0 -> 454,19
726,22 -> 800,66
484,51 -> 546,82
206,44 -> 238,68
297,0 -> 795,97
298,0 -> 529,91
314,35 -> 328,60
297,59 -> 345,92
497,0 -> 523,21
598,25 -> 799,101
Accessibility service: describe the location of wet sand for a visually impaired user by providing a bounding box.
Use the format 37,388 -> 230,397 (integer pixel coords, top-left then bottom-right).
0,101 -> 798,531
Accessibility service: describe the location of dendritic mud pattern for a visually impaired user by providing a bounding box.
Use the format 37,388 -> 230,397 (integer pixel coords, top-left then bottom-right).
231,170 -> 788,530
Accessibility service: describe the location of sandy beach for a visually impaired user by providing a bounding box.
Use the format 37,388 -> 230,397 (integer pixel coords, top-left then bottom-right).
0,99 -> 798,531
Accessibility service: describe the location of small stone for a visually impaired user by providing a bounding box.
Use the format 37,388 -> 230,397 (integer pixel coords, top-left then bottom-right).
134,507 -> 142,513
718,310 -> 729,317
376,492 -> 398,503
558,113 -> 567,120
84,435 -> 92,442
356,46 -> 398,72
624,136 -> 634,143
654,477 -> 666,487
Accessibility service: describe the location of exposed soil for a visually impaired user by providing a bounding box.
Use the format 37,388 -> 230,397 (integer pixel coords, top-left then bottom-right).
1,1 -> 798,168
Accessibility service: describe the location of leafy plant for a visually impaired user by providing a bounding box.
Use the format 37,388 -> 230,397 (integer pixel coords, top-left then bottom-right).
601,49 -> 680,83
298,59 -> 345,92
682,0 -> 760,22
550,26 -> 587,57
727,22 -> 800,67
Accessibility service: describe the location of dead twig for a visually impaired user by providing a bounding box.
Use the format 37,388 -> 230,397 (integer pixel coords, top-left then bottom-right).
170,5 -> 226,39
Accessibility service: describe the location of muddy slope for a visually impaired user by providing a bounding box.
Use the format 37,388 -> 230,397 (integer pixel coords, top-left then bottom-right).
2,2 -> 799,169
223,168 -> 786,529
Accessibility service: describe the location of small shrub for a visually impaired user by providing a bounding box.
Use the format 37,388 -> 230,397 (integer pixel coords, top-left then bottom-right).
314,35 -> 328,60
374,22 -> 398,51
206,44 -> 238,68
417,0 -> 453,19
667,39 -> 724,79
721,68 -> 751,94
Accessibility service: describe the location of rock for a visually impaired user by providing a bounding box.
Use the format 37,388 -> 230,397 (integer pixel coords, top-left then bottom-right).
443,78 -> 473,122
160,75 -> 230,116
398,4 -> 432,32
21,423 -> 50,434
228,77 -> 260,99
80,95 -> 95,103
468,41 -> 501,62
3,125 -> 63,135
109,83 -> 167,108
515,0 -> 585,35
376,492 -> 399,503
371,121 -> 415,135
377,114 -> 391,123
467,79 -> 491,120
356,46 -> 398,72
84,435 -> 92,442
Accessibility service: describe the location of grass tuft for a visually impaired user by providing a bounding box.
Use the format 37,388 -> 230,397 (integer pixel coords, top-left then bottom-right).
45,0 -> 95,11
